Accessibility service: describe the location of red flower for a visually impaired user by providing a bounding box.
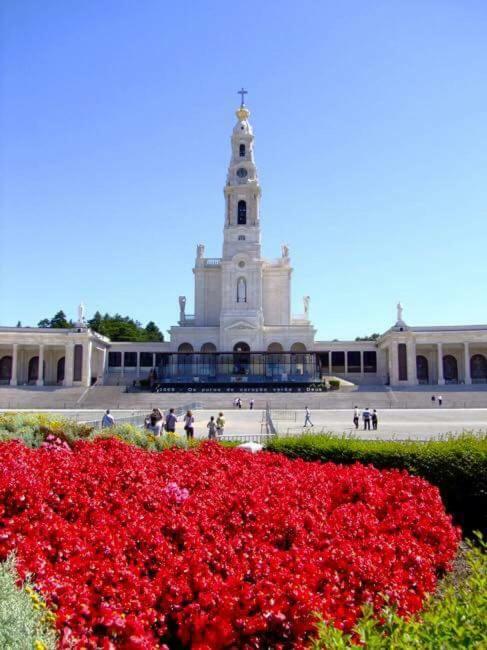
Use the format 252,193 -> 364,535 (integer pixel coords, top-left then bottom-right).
0,439 -> 460,648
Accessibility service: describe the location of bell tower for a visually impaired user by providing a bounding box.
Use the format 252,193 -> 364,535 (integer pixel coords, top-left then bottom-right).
219,91 -> 264,349
222,90 -> 262,261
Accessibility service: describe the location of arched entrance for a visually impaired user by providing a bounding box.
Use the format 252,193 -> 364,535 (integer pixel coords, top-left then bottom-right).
177,343 -> 194,376
28,356 -> 45,383
57,357 -> 65,384
416,355 -> 429,384
233,341 -> 250,375
200,343 -> 217,376
443,355 -> 458,383
471,354 -> 487,383
0,356 -> 12,383
267,342 -> 284,377
291,342 -> 307,376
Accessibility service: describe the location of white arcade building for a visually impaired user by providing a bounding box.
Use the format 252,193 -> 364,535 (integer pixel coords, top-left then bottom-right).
1,97 -> 487,390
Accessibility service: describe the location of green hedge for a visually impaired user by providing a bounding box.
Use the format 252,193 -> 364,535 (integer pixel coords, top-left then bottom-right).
266,434 -> 487,535
312,537 -> 487,649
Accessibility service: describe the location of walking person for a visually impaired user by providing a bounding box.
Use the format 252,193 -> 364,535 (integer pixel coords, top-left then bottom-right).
353,406 -> 359,430
371,409 -> 378,430
183,410 -> 195,441
165,408 -> 177,433
304,406 -> 313,428
249,399 -> 254,410
237,397 -> 242,409
101,409 -> 115,428
438,395 -> 443,407
431,395 -> 436,404
362,407 -> 371,431
216,412 -> 225,437
207,416 -> 217,440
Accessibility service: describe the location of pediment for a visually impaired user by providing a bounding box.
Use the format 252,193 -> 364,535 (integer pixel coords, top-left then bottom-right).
225,320 -> 258,331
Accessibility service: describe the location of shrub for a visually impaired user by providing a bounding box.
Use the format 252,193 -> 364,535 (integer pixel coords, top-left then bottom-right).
266,433 -> 487,535
312,536 -> 487,649
328,379 -> 340,390
0,556 -> 56,650
0,440 -> 459,648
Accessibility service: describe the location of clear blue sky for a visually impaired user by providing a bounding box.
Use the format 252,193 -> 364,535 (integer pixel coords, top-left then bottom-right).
1,1 -> 486,341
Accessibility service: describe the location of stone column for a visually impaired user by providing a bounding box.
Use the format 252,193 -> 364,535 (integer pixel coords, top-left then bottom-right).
36,344 -> 45,386
10,343 -> 18,386
64,343 -> 74,387
389,343 -> 399,385
360,351 -> 364,375
437,342 -> 445,385
100,347 -> 107,384
344,351 -> 348,374
82,340 -> 92,387
464,342 -> 471,384
136,352 -> 140,378
407,340 -> 417,386
328,352 -> 332,376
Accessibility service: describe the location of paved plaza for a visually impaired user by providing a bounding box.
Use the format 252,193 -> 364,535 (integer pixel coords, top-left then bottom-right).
4,406 -> 486,441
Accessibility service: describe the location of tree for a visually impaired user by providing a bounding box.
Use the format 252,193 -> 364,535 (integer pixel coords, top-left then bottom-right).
86,312 -> 164,342
38,318 -> 51,328
144,321 -> 164,342
355,333 -> 381,341
16,321 -> 22,328
50,310 -> 71,328
88,311 -> 102,332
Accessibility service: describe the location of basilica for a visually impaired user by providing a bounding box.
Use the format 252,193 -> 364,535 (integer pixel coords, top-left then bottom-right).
1,98 -> 487,390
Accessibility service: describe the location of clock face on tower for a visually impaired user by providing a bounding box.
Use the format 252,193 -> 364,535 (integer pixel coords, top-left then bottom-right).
236,167 -> 248,179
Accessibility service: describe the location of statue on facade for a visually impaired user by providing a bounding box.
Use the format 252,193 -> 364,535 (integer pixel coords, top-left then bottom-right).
396,301 -> 404,323
77,302 -> 86,327
197,243 -> 205,259
281,244 -> 289,259
179,296 -> 186,321
303,295 -> 310,317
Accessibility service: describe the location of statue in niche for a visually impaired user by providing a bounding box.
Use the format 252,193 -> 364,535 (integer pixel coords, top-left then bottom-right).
303,295 -> 310,317
179,296 -> 186,321
281,244 -> 289,259
196,243 -> 205,259
237,277 -> 247,303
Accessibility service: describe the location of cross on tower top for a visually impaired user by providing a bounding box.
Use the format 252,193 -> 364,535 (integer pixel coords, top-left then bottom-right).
238,87 -> 248,107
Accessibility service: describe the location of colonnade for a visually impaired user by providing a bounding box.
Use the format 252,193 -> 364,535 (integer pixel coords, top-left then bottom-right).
0,340 -> 104,387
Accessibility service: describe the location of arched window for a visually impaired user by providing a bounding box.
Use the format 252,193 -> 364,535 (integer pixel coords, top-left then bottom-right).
237,277 -> 247,303
57,357 -> 65,384
237,200 -> 247,224
416,355 -> 429,384
471,354 -> 487,383
239,143 -> 245,157
0,356 -> 12,382
443,355 -> 458,383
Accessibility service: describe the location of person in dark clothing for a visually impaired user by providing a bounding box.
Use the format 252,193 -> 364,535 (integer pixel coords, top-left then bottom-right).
362,408 -> 371,431
371,409 -> 378,430
165,408 -> 177,433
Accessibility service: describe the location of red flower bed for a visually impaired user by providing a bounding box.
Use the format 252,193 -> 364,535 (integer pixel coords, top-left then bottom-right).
0,439 -> 459,649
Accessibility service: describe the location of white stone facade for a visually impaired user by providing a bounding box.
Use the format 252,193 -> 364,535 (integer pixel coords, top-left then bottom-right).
169,103 -> 316,354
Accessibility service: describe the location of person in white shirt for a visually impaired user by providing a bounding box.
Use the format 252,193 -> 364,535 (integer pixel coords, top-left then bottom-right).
304,406 -> 313,427
353,406 -> 359,430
